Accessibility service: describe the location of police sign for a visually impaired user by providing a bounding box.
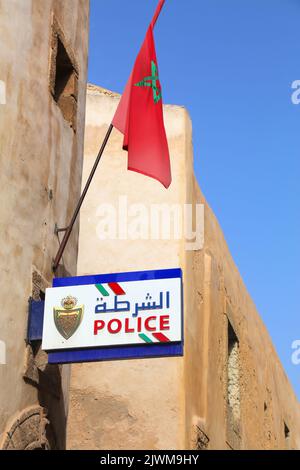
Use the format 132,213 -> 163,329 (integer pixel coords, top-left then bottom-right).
42,268 -> 183,363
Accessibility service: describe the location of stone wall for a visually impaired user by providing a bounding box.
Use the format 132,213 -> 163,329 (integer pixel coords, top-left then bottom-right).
0,0 -> 89,449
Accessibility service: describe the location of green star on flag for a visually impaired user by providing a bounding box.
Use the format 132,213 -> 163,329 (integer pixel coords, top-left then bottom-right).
134,60 -> 162,104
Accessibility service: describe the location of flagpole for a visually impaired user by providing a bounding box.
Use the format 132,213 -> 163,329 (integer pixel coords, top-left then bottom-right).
52,124 -> 114,273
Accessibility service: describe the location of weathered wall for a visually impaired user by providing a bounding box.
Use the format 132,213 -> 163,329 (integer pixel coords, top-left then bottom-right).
0,0 -> 89,449
183,152 -> 300,449
68,85 -> 300,450
67,85 -> 187,450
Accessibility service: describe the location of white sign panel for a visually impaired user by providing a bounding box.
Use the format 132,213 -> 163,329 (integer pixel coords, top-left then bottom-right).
42,276 -> 182,351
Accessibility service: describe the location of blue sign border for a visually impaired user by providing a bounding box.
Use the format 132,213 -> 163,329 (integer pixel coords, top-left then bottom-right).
48,268 -> 183,364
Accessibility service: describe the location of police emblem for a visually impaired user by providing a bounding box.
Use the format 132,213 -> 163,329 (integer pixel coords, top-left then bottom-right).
53,296 -> 83,340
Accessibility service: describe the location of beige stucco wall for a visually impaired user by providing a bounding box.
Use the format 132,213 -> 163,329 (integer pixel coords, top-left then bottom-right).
68,85 -> 300,450
67,85 -> 187,450
0,0 -> 89,449
184,178 -> 300,449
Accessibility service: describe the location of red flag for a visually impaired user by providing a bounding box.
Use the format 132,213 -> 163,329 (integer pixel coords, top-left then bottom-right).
112,0 -> 171,188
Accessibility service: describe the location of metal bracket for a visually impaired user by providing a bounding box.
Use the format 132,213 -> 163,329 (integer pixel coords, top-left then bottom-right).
27,298 -> 45,342
54,223 -> 69,235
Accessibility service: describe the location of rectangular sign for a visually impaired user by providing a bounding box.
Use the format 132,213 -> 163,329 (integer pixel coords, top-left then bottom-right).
42,268 -> 183,363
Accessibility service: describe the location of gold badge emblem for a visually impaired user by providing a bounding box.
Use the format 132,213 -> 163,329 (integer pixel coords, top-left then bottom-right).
54,296 -> 83,340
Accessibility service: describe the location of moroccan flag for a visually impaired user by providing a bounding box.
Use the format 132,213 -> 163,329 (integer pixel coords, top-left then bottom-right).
112,0 -> 171,188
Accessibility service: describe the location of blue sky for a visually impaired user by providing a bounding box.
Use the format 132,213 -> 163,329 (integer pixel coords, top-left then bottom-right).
88,0 -> 300,399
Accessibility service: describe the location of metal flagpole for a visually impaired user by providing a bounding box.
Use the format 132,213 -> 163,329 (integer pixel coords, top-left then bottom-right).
52,124 -> 114,273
